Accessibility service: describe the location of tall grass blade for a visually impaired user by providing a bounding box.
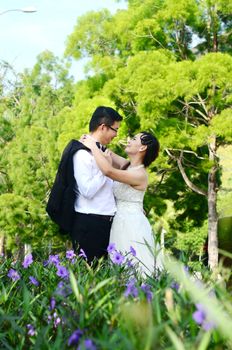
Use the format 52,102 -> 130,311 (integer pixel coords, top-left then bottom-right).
69,269 -> 83,303
165,326 -> 185,350
164,256 -> 232,343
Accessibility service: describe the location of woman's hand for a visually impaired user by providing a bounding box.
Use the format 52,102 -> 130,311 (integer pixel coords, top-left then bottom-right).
81,135 -> 113,165
103,149 -> 113,165
80,135 -> 98,151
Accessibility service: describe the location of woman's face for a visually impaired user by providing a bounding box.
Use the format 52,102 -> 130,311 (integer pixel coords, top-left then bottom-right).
125,133 -> 143,154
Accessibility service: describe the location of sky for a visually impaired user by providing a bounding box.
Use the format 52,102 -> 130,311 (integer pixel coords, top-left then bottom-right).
0,0 -> 127,80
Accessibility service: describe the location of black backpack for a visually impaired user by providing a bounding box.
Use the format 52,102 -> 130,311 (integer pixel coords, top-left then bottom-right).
46,139 -> 89,234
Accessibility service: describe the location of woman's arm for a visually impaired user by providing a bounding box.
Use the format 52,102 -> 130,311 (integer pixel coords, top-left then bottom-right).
82,136 -> 146,187
79,134 -> 129,169
110,151 -> 130,169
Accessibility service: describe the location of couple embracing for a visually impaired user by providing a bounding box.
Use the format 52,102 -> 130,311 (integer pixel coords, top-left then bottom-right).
48,106 -> 162,276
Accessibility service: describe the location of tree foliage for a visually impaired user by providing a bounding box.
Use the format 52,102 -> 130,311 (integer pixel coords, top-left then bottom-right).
0,0 -> 231,265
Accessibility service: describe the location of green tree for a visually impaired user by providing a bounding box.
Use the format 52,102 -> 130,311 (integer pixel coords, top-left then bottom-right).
0,52 -> 75,252
64,0 -> 232,270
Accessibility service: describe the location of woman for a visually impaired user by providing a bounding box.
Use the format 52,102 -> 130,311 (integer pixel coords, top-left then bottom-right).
82,131 -> 163,275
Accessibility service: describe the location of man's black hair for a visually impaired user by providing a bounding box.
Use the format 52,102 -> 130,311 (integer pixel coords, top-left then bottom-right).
89,106 -> 123,132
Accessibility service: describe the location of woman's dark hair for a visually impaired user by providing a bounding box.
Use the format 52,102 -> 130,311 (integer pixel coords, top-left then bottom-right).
140,131 -> 160,167
89,106 -> 123,132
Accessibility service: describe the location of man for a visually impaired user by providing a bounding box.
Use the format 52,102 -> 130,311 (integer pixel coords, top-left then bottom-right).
71,106 -> 128,263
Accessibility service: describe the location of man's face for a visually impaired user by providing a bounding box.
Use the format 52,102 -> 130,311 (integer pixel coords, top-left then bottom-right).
101,121 -> 120,145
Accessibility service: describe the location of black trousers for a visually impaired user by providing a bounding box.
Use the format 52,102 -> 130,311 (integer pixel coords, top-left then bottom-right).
71,212 -> 113,263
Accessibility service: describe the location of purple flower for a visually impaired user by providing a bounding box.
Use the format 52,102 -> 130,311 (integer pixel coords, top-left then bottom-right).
7,268 -> 20,281
126,259 -> 134,268
196,303 -> 205,312
22,253 -> 33,268
130,246 -> 136,257
53,312 -> 61,327
68,329 -> 83,346
192,303 -> 216,331
47,311 -> 62,328
48,254 -> 60,267
43,260 -> 49,267
170,281 -> 180,291
29,276 -> 39,286
107,243 -> 116,254
79,249 -> 87,260
193,309 -> 206,324
56,265 -> 69,279
84,339 -> 96,350
141,284 -> 153,302
56,281 -> 72,297
111,251 -> 125,265
124,279 -> 138,298
26,324 -> 35,336
66,250 -> 76,260
50,297 -> 56,310
57,281 -> 64,289
77,339 -> 97,350
202,320 -> 216,331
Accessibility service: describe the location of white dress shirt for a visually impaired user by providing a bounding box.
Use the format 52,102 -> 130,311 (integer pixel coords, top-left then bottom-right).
73,149 -> 116,215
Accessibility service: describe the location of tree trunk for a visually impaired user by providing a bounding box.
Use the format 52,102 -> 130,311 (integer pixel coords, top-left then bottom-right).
213,31 -> 218,52
207,136 -> 218,271
160,227 -> 166,253
0,234 -> 5,257
24,243 -> 32,256
212,4 -> 218,52
14,234 -> 25,262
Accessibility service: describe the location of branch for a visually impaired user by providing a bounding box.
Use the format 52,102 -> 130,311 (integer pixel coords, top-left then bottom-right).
153,167 -> 177,191
148,29 -> 166,50
166,149 -> 207,196
177,99 -> 209,124
166,148 -> 206,160
177,155 -> 207,196
220,187 -> 232,193
195,94 -> 207,115
153,171 -> 166,191
130,30 -> 166,50
0,169 -> 8,176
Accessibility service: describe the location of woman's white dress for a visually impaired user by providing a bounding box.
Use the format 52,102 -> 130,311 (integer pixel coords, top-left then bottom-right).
109,173 -> 163,275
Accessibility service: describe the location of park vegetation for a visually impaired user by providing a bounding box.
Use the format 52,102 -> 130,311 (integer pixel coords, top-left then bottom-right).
0,0 -> 232,348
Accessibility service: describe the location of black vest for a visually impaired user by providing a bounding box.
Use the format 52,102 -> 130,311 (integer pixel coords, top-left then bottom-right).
46,139 -> 90,234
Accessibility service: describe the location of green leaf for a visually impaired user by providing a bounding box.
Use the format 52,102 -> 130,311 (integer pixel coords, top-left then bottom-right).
165,325 -> 186,350
89,277 -> 115,296
69,269 -> 83,303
